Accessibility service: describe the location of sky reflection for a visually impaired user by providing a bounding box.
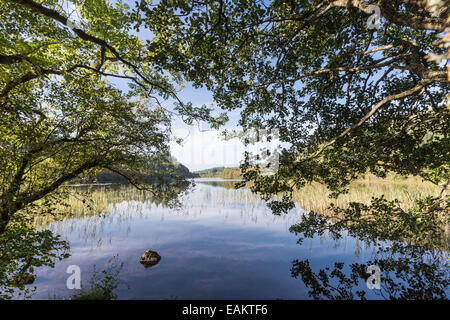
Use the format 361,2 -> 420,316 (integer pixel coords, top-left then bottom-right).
30,182 -> 398,299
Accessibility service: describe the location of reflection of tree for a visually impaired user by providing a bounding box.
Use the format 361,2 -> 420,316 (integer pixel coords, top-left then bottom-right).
34,181 -> 193,227
291,260 -> 367,300
291,244 -> 448,300
289,196 -> 449,300
0,219 -> 70,299
1,179 -> 191,299
30,182 -> 193,250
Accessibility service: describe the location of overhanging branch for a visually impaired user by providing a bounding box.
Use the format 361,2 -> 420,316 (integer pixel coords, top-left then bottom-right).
293,79 -> 434,164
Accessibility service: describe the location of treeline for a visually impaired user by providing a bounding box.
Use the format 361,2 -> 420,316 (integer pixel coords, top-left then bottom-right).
195,167 -> 242,179
72,161 -> 197,185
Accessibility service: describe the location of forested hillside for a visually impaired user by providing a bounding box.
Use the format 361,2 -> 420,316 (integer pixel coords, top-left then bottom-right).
195,167 -> 242,179
73,160 -> 196,184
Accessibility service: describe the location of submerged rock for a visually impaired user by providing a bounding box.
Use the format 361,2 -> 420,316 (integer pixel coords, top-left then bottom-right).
139,250 -> 161,268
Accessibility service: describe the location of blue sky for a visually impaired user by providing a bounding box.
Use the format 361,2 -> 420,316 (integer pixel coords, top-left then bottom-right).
168,84 -> 248,171
108,74 -> 247,171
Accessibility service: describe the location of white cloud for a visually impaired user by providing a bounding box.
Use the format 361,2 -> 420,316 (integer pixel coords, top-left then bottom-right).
170,126 -> 245,171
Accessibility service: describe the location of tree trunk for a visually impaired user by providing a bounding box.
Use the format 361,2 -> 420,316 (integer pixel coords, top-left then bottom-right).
0,217 -> 8,234
0,207 -> 11,234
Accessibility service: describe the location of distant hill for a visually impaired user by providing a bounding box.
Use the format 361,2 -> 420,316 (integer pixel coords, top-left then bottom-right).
194,167 -> 241,179
72,159 -> 197,184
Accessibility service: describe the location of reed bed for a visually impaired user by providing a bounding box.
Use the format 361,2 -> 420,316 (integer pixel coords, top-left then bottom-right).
33,176 -> 443,228
292,175 -> 441,214
32,185 -> 151,227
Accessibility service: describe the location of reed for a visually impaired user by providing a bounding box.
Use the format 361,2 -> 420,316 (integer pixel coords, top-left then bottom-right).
32,185 -> 151,227
33,176 -> 442,227
292,174 -> 441,214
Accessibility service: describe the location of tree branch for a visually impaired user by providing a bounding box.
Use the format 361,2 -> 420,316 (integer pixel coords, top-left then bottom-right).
0,69 -> 61,98
329,0 -> 445,31
0,54 -> 23,65
7,0 -> 184,104
23,160 -> 99,205
294,79 -> 433,164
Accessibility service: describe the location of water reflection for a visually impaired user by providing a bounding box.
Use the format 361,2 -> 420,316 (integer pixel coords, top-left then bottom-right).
290,240 -> 448,299
289,200 -> 449,300
18,180 -> 450,299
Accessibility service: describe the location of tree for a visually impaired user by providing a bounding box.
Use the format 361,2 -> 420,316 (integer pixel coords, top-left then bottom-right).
137,0 -> 449,214
0,0 -> 227,233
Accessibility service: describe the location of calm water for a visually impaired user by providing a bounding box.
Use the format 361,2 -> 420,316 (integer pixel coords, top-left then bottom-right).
27,179 -> 448,299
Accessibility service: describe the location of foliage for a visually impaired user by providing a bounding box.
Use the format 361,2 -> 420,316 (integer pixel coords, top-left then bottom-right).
195,166 -> 242,179
292,175 -> 441,213
137,0 -> 450,214
0,215 -> 70,299
291,244 -> 449,300
291,196 -> 449,249
289,195 -> 449,299
0,0 -> 224,232
70,255 -> 127,300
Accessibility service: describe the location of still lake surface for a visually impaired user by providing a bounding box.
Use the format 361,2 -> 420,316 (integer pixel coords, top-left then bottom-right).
29,179 -> 448,299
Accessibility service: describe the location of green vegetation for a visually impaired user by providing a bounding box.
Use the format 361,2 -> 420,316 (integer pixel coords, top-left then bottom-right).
196,168 -> 440,215
195,167 -> 242,179
141,0 -> 449,217
1,0 -> 449,300
0,1 -> 197,296
32,183 -> 190,228
70,256 -> 126,300
292,174 -> 441,214
0,216 -> 70,299
0,0 -> 224,234
290,192 -> 449,299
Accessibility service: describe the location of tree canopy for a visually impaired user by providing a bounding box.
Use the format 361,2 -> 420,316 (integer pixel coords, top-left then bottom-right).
136,0 -> 449,214
0,0 -> 217,233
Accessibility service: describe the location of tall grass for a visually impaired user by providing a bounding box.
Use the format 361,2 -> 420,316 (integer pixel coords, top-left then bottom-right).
292,175 -> 441,214
32,186 -> 151,227
33,176 -> 442,228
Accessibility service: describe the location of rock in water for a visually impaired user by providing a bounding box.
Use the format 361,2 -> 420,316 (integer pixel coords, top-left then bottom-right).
139,250 -> 161,268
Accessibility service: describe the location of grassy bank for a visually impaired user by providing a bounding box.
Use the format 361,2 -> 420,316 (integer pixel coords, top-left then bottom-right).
195,167 -> 242,179
292,174 -> 441,214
